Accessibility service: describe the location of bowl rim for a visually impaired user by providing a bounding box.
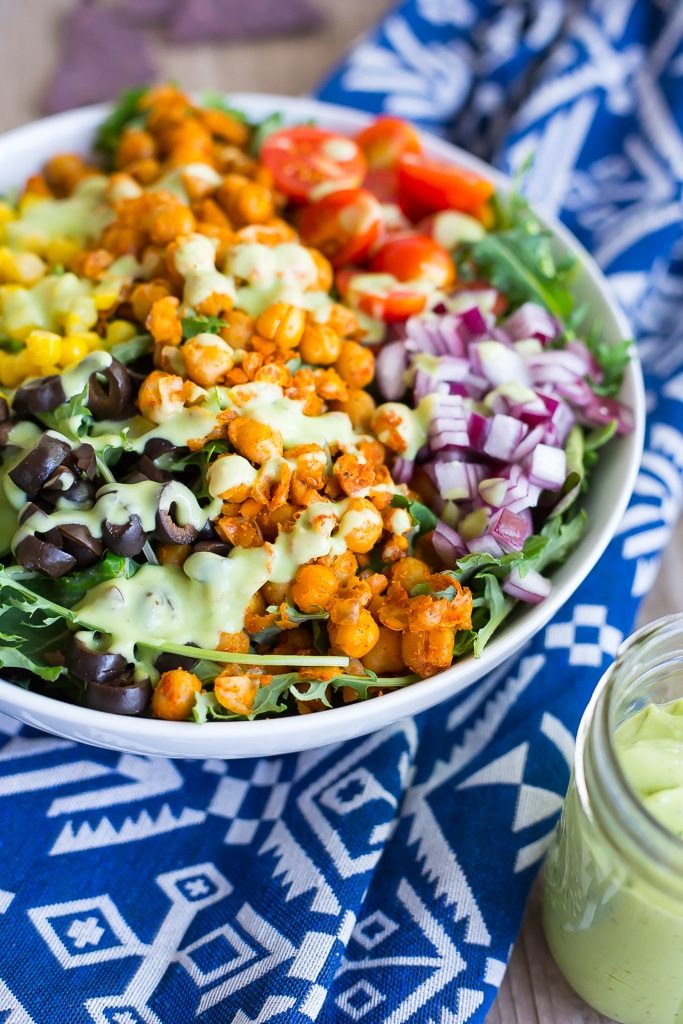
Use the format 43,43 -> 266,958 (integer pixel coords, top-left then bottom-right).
0,93 -> 646,754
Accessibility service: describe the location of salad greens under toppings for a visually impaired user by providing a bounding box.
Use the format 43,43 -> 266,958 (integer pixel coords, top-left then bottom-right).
0,84 -> 633,723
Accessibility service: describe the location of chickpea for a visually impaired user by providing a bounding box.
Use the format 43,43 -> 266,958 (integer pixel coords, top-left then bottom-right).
198,107 -> 249,146
116,128 -> 156,167
213,672 -> 258,716
291,564 -> 339,613
361,626 -> 405,675
44,153 -> 92,196
390,557 -> 431,593
262,581 -> 289,606
127,158 -> 162,185
333,453 -> 375,496
339,499 -> 383,554
255,302 -> 306,350
228,416 -> 284,465
306,248 -> 333,291
130,279 -> 172,325
218,631 -> 250,653
327,302 -> 360,338
220,309 -> 254,348
401,628 -> 454,677
146,295 -> 182,346
149,203 -> 196,245
231,182 -> 275,226
335,340 -> 375,387
151,668 -> 201,720
328,609 -> 379,659
330,388 -> 376,430
182,333 -> 235,388
298,323 -> 342,366
206,453 -> 256,501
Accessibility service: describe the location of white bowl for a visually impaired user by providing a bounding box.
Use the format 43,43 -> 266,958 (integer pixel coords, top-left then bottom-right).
0,94 -> 645,758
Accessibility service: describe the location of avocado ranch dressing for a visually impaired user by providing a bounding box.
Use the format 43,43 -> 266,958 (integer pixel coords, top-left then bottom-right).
543,617 -> 683,1024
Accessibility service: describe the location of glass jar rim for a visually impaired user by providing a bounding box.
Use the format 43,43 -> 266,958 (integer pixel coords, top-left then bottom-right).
575,613 -> 683,888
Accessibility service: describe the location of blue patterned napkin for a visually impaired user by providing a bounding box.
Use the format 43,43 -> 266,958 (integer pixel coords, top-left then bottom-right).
1,3 -> 682,1022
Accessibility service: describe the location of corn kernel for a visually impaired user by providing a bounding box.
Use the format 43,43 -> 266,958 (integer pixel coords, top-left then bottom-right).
0,202 -> 16,226
93,290 -> 119,311
45,238 -> 80,267
105,319 -> 137,346
0,354 -> 19,388
18,194 -> 46,214
59,335 -> 90,366
25,329 -> 62,367
64,296 -> 97,334
0,249 -> 47,285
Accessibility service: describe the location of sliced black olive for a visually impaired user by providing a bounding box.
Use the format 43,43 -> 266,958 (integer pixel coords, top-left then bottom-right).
143,437 -> 176,460
15,535 -> 77,577
71,443 -> 97,480
58,524 -> 103,568
86,675 -> 151,716
88,359 -> 134,420
46,478 -> 95,508
13,375 -> 66,418
0,397 -> 10,422
66,635 -> 128,684
18,503 -> 61,545
43,465 -> 76,494
102,514 -> 147,556
192,540 -> 232,557
122,455 -> 171,485
155,651 -> 199,673
0,421 -> 14,447
155,484 -> 200,545
9,434 -> 71,496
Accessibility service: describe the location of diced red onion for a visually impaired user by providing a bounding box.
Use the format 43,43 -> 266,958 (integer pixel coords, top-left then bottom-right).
375,341 -> 408,401
526,443 -> 567,491
508,483 -> 542,513
413,369 -> 448,402
460,305 -> 489,336
392,457 -> 415,484
512,423 -> 546,461
467,411 -> 491,451
483,414 -> 529,461
467,533 -> 504,556
489,507 -> 532,552
432,519 -> 467,564
504,302 -> 559,343
472,341 -> 531,388
503,566 -> 552,603
405,314 -> 467,357
578,393 -> 634,436
431,460 -> 487,500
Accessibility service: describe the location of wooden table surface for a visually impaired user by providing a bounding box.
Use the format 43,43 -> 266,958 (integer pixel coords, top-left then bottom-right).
0,2 -> 680,1021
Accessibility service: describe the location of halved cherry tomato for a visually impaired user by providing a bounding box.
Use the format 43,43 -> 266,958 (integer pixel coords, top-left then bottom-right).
298,189 -> 384,267
364,168 -> 399,204
370,235 -> 454,287
337,269 -> 427,323
356,116 -> 422,170
397,152 -> 494,220
261,127 -> 366,202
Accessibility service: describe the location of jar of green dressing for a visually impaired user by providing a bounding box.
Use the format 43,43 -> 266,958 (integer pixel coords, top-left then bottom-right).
544,613 -> 683,1024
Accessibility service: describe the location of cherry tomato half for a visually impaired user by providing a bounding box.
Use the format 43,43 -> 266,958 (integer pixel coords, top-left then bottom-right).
337,269 -> 427,323
299,189 -> 384,268
356,116 -> 422,170
370,235 -> 455,287
397,152 -> 494,220
261,127 -> 366,202
363,168 -> 400,204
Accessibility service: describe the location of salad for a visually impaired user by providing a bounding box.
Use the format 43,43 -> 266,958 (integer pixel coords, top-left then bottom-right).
0,85 -> 632,723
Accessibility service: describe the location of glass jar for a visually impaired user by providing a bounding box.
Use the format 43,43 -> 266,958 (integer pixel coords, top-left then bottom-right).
543,613 -> 683,1024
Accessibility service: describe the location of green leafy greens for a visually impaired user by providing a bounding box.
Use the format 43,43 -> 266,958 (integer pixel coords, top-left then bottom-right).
95,87 -> 149,165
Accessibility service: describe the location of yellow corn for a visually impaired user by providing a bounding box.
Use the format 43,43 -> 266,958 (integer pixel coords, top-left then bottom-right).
0,249 -> 47,285
93,290 -> 119,311
25,329 -> 62,367
0,202 -> 16,226
59,335 -> 92,366
0,354 -> 19,388
64,296 -> 97,335
105,319 -> 137,346
45,238 -> 80,267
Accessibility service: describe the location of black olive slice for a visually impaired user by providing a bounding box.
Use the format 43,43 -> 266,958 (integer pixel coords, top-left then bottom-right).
13,375 -> 67,418
143,437 -> 176,460
86,675 -> 151,716
155,651 -> 200,673
15,535 -> 77,577
18,504 -> 61,545
58,524 -> 103,567
71,443 -> 97,480
155,484 -> 200,545
122,455 -> 171,485
9,434 -> 71,496
192,540 -> 232,557
88,359 -> 134,420
0,397 -> 10,422
66,635 -> 128,684
101,514 -> 147,556
50,478 -> 95,508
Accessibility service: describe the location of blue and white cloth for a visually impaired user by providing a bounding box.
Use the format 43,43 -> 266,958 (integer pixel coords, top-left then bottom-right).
1,2 -> 682,1022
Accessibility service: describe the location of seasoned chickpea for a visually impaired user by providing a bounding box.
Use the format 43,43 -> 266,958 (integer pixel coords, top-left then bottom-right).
255,302 -> 306,350
130,279 -> 172,324
401,628 -> 454,677
44,153 -> 90,196
182,333 -> 235,387
157,543 -> 191,566
390,557 -> 431,592
228,416 -> 284,464
116,128 -> 157,167
339,499 -> 383,554
361,626 -> 405,674
306,248 -> 333,291
330,388 -> 376,430
333,453 -> 375,496
152,668 -> 201,721
214,672 -> 259,716
206,453 -> 256,500
335,340 -> 375,387
218,631 -> 250,653
146,295 -> 182,346
328,609 -> 379,659
231,182 -> 275,226
149,203 -> 196,245
299,323 -> 342,366
291,564 -> 339,613
262,581 -> 289,606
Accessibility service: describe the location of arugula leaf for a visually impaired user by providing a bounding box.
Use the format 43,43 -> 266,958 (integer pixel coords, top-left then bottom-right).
472,573 -> 513,657
249,112 -> 284,157
110,332 -> 153,365
586,333 -> 632,397
181,315 -> 229,339
391,494 -> 438,538
0,339 -> 23,353
48,553 -> 138,607
533,511 -> 587,573
40,382 -> 92,439
95,87 -> 149,165
0,579 -> 74,682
